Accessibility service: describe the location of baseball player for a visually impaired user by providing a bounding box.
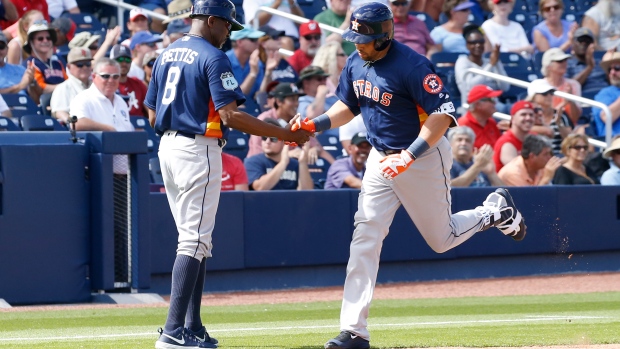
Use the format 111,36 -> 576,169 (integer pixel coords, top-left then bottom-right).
145,0 -> 311,348
292,3 -> 527,349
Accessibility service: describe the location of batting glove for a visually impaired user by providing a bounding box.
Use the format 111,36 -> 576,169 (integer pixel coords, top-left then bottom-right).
291,117 -> 316,133
379,150 -> 414,180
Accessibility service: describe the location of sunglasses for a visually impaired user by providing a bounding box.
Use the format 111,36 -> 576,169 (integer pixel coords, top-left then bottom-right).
261,136 -> 279,142
74,61 -> 92,68
36,36 -> 52,42
0,43 -> 6,50
142,42 -> 157,48
466,39 -> 485,45
97,73 -> 121,80
146,60 -> 156,67
391,1 -> 409,6
116,56 -> 132,63
610,65 -> 620,72
303,34 -> 321,41
570,145 -> 588,151
543,4 -> 561,12
312,76 -> 327,82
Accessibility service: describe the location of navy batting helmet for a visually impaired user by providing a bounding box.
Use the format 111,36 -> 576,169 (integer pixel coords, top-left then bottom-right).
190,0 -> 244,31
342,2 -> 394,49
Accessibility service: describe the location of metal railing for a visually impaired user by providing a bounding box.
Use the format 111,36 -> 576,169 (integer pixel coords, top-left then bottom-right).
467,67 -> 613,147
94,0 -> 169,29
253,6 -> 343,34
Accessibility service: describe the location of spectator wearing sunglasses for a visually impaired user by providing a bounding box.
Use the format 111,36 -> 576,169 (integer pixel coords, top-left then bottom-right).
142,50 -> 158,86
50,47 -> 92,123
288,20 -> 322,74
226,25 -> 266,99
244,117 -> 314,191
532,0 -> 577,54
553,134 -> 599,185
593,51 -> 620,139
24,21 -> 67,103
538,48 -> 582,125
429,0 -> 474,54
0,31 -> 34,95
109,44 -> 148,116
128,30 -> 162,81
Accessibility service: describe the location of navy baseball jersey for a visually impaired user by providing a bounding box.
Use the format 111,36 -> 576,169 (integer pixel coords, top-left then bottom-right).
145,35 -> 246,138
336,40 -> 456,152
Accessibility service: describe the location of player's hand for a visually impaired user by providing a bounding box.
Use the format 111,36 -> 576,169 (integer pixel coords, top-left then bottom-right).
379,150 -> 414,180
291,116 -> 317,133
282,125 -> 313,147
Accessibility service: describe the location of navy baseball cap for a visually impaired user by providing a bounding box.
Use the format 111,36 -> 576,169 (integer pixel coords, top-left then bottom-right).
270,82 -> 305,98
351,132 -> 369,146
130,31 -> 163,50
110,44 -> 132,59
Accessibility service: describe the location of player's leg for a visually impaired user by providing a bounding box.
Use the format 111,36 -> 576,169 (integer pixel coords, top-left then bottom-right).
326,148 -> 401,348
185,257 -> 219,345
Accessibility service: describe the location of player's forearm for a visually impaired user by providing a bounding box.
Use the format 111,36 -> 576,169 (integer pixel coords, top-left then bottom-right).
417,114 -> 453,147
324,100 -> 356,128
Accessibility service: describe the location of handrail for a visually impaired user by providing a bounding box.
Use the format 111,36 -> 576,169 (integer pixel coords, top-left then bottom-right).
467,67 -> 613,147
94,0 -> 170,31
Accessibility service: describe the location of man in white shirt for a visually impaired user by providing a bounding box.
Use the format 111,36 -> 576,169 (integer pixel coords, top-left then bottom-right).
50,47 -> 92,124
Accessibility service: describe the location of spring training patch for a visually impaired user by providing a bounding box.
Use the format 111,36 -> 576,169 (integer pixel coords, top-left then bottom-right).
221,72 -> 239,91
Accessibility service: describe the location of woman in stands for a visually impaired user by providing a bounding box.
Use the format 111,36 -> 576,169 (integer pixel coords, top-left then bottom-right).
553,134 -> 599,184
430,0 -> 474,53
532,0 -> 578,53
7,10 -> 45,66
482,0 -> 533,59
527,80 -> 572,156
539,48 -> 582,125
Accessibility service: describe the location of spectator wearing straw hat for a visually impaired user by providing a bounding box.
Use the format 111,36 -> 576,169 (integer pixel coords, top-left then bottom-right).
162,0 -> 192,44
593,51 -> 620,139
50,47 -> 92,123
601,136 -> 620,185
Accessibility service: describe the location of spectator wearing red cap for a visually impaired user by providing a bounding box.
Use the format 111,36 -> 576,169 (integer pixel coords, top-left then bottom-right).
493,100 -> 536,171
120,8 -> 152,47
457,85 -> 504,149
288,20 -> 322,74
244,0 -> 305,52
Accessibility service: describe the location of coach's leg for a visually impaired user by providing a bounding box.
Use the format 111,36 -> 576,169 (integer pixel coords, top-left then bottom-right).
340,148 -> 401,340
185,257 -> 206,331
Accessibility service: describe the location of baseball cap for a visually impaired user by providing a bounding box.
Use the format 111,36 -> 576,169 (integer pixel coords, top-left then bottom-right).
0,32 -> 7,44
130,8 -> 149,21
270,82 -> 306,98
299,20 -> 321,37
67,47 -> 92,64
259,25 -> 285,39
351,132 -> 369,146
467,85 -> 502,104
69,31 -> 101,49
510,100 -> 535,116
51,17 -> 77,41
453,1 -> 475,11
166,19 -> 191,35
298,65 -> 330,82
23,21 -> 58,54
110,44 -> 132,59
574,27 -> 594,40
142,51 -> 159,67
527,79 -> 555,98
230,26 -> 265,41
541,47 -> 571,74
163,0 -> 192,24
130,31 -> 163,50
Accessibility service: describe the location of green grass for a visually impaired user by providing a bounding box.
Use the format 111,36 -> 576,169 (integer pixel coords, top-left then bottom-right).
1,292 -> 619,348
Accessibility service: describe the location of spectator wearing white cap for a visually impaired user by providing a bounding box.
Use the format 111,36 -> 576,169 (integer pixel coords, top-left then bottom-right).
526,79 -> 572,155
128,30 -> 161,81
50,47 -> 92,123
120,8 -> 152,47
539,47 -> 582,125
288,20 -> 322,74
226,25 -> 266,99
0,31 -> 34,94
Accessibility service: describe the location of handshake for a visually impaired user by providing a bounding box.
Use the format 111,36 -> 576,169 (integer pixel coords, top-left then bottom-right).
285,114 -> 317,146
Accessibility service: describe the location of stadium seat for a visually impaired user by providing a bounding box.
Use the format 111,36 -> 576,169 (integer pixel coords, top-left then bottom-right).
0,116 -> 21,131
307,157 -> 330,189
61,12 -> 106,34
149,157 -> 163,184
238,98 -> 261,117
2,94 -> 40,119
223,129 -> 249,160
316,132 -> 345,159
39,93 -> 53,116
409,11 -> 438,32
129,116 -> 160,158
430,51 -> 463,67
20,114 -> 67,131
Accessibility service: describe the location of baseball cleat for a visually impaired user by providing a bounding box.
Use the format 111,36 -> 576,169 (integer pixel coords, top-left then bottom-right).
155,327 -> 217,348
324,331 -> 370,349
185,326 -> 218,345
479,188 -> 526,241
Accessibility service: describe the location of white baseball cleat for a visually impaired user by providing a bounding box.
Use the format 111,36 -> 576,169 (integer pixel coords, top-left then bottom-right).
478,188 -> 526,241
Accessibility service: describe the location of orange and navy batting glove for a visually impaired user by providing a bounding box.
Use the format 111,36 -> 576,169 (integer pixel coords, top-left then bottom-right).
379,150 -> 414,180
291,117 -> 317,132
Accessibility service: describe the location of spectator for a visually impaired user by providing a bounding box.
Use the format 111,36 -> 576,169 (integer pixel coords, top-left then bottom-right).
582,0 -> 620,51
527,79 -> 572,155
455,24 -> 510,110
109,44 -> 147,116
50,47 -> 92,123
482,0 -> 533,58
71,26 -> 121,61
288,20 -> 322,73
120,8 -> 151,47
324,132 -> 370,189
313,0 -> 356,55
430,0 -> 474,53
221,152 -> 249,191
601,136 -> 620,185
390,0 -> 439,58
593,51 -> 620,139
128,31 -> 161,81
0,0 -> 48,30
311,41 -> 347,97
449,126 -> 504,187
457,85 -> 504,149
6,10 -> 43,65
409,0 -> 444,22
243,0 -> 304,51
165,19 -> 190,44
46,0 -> 79,20
493,100 -> 536,171
566,27 -> 610,99
553,134 -> 600,184
339,114 -> 367,153
0,94 -> 11,117
162,0 -> 192,44
50,17 -> 76,47
538,47 -> 582,124
297,65 -> 337,119
498,134 -> 564,186
227,26 -> 266,99
0,31 -> 34,94
258,25 -> 298,84
24,21 -> 67,102
0,0 -> 18,26
244,118 -> 314,191
532,0 -> 577,53
142,51 -> 158,86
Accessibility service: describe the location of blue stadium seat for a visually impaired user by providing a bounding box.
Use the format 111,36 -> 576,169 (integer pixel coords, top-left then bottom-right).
496,52 -> 531,71
307,157 -> 330,189
2,94 -> 40,119
61,13 -> 106,34
149,156 -> 163,183
39,93 -> 53,116
316,132 -> 344,159
409,11 -> 437,32
0,116 -> 21,131
238,98 -> 261,117
223,129 -> 249,160
298,0 -> 327,22
129,116 -> 160,158
20,114 -> 67,131
509,11 -> 537,42
430,51 -> 463,67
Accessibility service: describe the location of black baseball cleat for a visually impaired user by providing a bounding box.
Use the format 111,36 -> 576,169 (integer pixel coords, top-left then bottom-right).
479,188 -> 526,241
324,331 -> 370,349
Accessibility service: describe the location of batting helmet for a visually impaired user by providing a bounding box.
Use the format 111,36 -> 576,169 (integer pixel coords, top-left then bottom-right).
342,2 -> 394,51
190,0 -> 244,31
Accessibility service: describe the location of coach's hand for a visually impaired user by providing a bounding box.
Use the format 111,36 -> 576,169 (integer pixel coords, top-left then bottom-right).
379,150 -> 414,180
282,125 -> 313,147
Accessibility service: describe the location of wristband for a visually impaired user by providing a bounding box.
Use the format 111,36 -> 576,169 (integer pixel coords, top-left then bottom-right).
312,113 -> 331,133
406,138 -> 430,159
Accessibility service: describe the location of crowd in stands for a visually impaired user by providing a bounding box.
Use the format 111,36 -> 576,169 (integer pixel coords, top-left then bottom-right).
1,0 -> 620,189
